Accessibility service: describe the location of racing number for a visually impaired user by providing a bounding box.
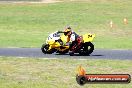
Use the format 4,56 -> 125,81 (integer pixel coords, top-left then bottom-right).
88,34 -> 92,38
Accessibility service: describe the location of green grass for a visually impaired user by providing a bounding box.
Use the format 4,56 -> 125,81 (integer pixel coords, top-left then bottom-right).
0,0 -> 132,49
0,2 -> 131,88
0,57 -> 132,88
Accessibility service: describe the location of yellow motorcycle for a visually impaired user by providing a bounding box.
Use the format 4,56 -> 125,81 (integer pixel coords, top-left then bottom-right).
41,31 -> 95,55
41,31 -> 70,54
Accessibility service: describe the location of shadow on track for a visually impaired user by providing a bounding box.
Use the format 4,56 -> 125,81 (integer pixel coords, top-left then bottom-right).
91,55 -> 104,56
55,53 -> 104,57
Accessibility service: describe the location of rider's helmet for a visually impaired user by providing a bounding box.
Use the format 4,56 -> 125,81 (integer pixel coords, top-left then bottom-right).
64,26 -> 72,36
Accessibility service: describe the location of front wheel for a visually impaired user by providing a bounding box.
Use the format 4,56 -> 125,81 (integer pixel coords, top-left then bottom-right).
41,44 -> 55,54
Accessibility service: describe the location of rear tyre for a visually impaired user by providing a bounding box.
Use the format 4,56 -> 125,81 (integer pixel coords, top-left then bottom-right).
84,42 -> 94,55
41,44 -> 55,54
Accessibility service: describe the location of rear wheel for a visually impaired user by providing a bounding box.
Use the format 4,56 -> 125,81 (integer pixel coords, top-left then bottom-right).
41,44 -> 55,54
79,42 -> 94,55
84,42 -> 94,55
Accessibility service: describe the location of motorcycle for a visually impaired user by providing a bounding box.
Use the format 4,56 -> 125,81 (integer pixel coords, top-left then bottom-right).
41,31 -> 70,54
41,31 -> 95,55
69,33 -> 95,56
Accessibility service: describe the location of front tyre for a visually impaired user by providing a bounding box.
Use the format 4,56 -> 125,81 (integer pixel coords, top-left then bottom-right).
41,44 -> 55,54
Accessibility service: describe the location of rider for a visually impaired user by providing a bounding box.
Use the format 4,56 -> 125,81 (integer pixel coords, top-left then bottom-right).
63,26 -> 82,53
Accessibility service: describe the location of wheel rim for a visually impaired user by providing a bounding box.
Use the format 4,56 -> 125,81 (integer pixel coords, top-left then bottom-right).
84,43 -> 94,54
87,46 -> 92,51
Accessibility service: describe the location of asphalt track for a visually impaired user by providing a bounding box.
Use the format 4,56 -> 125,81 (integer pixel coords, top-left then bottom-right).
0,48 -> 132,60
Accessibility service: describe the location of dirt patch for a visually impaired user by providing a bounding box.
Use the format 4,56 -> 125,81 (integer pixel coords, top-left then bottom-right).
41,0 -> 61,3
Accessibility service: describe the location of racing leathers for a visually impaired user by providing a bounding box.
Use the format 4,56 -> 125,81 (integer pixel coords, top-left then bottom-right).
68,32 -> 82,53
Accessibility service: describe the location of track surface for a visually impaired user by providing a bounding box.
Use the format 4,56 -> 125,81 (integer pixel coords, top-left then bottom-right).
0,48 -> 132,60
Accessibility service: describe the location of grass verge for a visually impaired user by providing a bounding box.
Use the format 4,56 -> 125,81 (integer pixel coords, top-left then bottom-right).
0,1 -> 132,49
0,57 -> 132,88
